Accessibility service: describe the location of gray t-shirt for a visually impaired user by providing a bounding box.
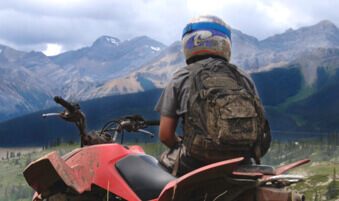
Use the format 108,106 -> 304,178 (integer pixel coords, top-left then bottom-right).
154,58 -> 258,118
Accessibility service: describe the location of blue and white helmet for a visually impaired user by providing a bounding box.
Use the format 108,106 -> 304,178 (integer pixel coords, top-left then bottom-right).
182,15 -> 231,64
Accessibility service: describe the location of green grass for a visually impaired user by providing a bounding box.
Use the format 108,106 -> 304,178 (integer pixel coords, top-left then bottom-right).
326,64 -> 338,77
282,84 -> 316,107
287,163 -> 338,201
0,140 -> 337,201
262,76 -> 318,126
277,73 -> 316,108
261,138 -> 339,201
0,143 -> 79,201
264,105 -> 282,112
290,114 -> 308,126
308,174 -> 330,186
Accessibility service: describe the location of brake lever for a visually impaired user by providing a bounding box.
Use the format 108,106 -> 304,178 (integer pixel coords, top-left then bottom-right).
59,109 -> 78,122
137,129 -> 154,138
42,111 -> 80,128
42,113 -> 60,118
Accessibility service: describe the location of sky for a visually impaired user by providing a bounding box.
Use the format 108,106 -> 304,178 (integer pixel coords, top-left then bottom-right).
0,0 -> 338,56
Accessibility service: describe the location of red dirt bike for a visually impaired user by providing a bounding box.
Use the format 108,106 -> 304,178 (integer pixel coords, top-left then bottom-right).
24,96 -> 308,201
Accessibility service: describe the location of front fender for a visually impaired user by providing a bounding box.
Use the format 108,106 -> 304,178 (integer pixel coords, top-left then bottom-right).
24,150 -> 95,197
24,144 -> 144,201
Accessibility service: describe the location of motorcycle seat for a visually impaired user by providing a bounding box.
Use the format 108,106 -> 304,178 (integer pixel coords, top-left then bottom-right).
116,154 -> 176,201
234,164 -> 276,175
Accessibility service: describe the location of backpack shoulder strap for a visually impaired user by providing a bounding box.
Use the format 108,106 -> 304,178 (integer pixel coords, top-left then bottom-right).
183,62 -> 204,75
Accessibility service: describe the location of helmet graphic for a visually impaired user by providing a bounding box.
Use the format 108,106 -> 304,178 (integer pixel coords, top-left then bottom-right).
182,15 -> 231,64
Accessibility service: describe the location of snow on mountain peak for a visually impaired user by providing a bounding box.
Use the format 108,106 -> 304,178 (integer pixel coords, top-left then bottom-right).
92,36 -> 121,47
150,46 -> 160,51
145,45 -> 161,51
106,37 -> 120,45
0,49 -> 2,54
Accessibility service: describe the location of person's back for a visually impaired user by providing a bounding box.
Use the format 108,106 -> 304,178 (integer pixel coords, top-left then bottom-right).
155,15 -> 270,176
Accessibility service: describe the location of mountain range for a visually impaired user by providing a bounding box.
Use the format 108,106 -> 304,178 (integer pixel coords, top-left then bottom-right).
1,47 -> 339,146
0,20 -> 338,123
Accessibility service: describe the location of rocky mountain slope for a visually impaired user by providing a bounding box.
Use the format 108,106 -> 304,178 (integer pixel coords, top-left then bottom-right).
0,20 -> 338,122
50,36 -> 166,81
0,46 -> 59,121
90,41 -> 185,98
236,20 -> 339,70
0,36 -> 166,121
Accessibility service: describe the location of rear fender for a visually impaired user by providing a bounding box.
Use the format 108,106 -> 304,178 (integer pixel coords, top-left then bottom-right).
158,157 -> 259,201
275,159 -> 310,175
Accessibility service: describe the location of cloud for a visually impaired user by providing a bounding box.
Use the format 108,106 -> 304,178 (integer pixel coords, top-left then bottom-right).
43,43 -> 63,56
0,0 -> 338,54
184,0 -> 338,39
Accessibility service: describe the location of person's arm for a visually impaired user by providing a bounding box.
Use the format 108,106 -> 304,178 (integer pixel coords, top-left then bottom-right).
159,115 -> 181,149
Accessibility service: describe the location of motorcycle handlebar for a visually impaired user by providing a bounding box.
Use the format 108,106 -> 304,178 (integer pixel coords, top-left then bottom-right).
118,119 -> 159,131
145,120 -> 160,126
54,96 -> 76,112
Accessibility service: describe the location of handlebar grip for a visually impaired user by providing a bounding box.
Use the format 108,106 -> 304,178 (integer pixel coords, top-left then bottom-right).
145,120 -> 160,126
54,96 -> 76,112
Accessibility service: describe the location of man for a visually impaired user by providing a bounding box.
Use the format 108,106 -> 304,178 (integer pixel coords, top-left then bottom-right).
155,15 -> 270,176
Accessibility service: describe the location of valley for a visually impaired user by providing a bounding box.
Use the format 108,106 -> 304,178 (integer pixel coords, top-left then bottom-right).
0,137 -> 337,201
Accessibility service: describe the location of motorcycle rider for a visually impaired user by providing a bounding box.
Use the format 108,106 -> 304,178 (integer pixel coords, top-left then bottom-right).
155,15 -> 270,176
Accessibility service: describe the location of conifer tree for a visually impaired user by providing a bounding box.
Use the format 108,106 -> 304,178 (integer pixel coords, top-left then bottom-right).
326,167 -> 337,199
4,186 -> 8,200
25,153 -> 32,166
45,141 -> 48,150
56,137 -> 61,146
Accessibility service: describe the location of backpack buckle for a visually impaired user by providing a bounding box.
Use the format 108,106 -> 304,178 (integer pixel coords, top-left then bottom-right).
200,90 -> 208,99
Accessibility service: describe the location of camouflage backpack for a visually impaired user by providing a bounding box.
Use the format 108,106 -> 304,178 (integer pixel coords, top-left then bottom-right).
183,59 -> 270,163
